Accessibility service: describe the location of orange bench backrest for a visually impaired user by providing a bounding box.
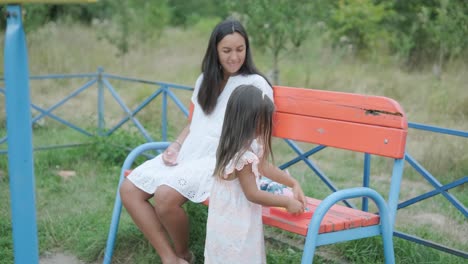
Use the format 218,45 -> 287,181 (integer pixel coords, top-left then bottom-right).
272,86 -> 407,159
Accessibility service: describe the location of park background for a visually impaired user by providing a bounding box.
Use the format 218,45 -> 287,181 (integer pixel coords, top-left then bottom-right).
0,0 -> 467,263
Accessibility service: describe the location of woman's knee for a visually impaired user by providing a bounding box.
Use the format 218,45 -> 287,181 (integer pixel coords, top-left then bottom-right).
119,179 -> 132,197
154,185 -> 187,214
120,179 -> 150,204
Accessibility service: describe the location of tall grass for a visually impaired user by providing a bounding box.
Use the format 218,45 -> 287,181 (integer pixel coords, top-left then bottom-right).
0,20 -> 467,263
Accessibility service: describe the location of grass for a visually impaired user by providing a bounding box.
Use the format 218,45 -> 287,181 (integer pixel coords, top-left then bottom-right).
0,20 -> 467,263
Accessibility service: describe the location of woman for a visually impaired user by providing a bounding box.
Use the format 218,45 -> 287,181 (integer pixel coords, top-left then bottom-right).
119,18 -> 272,264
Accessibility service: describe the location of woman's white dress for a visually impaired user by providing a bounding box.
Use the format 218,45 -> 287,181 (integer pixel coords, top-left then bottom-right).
204,140 -> 266,264
126,73 -> 273,202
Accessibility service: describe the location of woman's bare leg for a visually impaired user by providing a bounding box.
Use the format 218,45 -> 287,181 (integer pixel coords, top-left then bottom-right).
120,179 -> 187,264
154,185 -> 191,262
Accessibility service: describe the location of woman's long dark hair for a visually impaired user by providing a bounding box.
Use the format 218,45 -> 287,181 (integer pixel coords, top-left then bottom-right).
214,85 -> 274,178
198,18 -> 270,114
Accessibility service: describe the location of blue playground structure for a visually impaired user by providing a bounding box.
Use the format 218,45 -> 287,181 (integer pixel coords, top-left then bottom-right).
3,5 -> 39,264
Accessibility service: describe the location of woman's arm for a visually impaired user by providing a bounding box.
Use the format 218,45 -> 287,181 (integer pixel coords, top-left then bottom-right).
174,122 -> 190,145
162,102 -> 194,166
238,164 -> 303,213
162,121 -> 190,166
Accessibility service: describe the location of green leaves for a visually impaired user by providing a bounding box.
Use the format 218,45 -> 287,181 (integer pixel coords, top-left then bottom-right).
97,0 -> 171,56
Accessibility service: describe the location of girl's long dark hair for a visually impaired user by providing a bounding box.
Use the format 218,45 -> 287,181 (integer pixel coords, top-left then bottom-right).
198,18 -> 270,114
214,85 -> 274,178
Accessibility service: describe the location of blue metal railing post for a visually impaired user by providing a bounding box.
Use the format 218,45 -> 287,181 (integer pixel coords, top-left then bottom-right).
4,5 -> 39,263
97,67 -> 105,136
162,84 -> 168,141
362,153 -> 371,211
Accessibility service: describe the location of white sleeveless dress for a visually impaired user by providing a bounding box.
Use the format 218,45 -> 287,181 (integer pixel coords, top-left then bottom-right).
204,140 -> 266,264
126,74 -> 273,202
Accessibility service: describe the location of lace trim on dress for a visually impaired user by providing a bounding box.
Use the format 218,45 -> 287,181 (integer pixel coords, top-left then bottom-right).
224,150 -> 260,179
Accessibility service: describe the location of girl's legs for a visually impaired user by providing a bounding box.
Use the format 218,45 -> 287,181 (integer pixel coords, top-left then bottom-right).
120,179 -> 189,264
154,185 -> 191,262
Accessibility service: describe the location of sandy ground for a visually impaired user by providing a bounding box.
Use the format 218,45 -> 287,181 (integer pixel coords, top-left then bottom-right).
40,252 -> 85,264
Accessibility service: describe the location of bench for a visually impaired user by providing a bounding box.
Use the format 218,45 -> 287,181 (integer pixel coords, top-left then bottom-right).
103,85 -> 407,264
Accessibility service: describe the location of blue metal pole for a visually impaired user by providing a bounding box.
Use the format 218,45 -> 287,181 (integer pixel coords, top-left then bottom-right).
162,85 -> 168,141
362,153 -> 371,211
97,67 -> 105,136
103,142 -> 170,264
4,5 -> 39,264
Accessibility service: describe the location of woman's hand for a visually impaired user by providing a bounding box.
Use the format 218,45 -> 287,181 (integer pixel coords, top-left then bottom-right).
162,142 -> 181,166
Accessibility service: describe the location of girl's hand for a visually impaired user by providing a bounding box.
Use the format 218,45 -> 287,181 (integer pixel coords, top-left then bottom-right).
162,142 -> 181,166
286,198 -> 304,214
285,169 -> 307,208
292,183 -> 307,208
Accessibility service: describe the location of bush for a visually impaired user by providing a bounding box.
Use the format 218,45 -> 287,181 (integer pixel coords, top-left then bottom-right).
89,130 -> 148,166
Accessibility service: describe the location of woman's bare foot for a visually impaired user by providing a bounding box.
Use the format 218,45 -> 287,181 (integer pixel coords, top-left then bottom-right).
177,257 -> 189,264
161,255 -> 189,264
179,251 -> 195,264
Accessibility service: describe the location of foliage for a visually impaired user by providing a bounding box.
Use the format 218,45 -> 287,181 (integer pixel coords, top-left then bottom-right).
94,0 -> 171,56
0,211 -> 13,264
320,0 -> 468,65
185,202 -> 208,262
0,1 -> 171,56
417,0 -> 468,65
1,0 -> 467,66
266,246 -> 303,263
90,130 -> 147,166
0,3 -> 107,32
388,0 -> 468,66
168,0 -> 227,27
329,0 -> 395,57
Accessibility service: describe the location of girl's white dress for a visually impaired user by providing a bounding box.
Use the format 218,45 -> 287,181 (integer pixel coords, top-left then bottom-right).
126,74 -> 273,202
204,140 -> 266,264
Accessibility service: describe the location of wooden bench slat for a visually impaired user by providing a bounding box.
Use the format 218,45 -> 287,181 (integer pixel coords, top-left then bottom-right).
273,112 -> 407,158
274,86 -> 406,130
262,197 -> 379,235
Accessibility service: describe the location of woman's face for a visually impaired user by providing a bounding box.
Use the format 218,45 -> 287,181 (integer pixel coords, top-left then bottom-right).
217,32 -> 246,78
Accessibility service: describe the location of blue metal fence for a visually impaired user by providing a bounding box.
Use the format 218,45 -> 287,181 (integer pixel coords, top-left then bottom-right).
0,68 -> 193,154
1,68 -> 466,259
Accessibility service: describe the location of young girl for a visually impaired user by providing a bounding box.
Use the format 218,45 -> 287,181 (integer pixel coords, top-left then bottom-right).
204,85 -> 306,264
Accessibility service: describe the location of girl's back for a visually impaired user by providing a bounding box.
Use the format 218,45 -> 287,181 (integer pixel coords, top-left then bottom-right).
205,85 -> 273,263
204,139 -> 266,264
204,85 -> 304,263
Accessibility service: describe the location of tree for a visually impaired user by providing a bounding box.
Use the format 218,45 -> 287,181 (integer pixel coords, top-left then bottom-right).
418,0 -> 468,72
97,0 -> 171,56
387,0 -> 468,66
168,0 -> 228,27
329,0 -> 395,56
225,0 -> 316,84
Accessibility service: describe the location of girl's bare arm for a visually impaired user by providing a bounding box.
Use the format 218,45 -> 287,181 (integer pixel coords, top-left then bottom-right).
238,164 -> 303,213
259,161 -> 307,206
